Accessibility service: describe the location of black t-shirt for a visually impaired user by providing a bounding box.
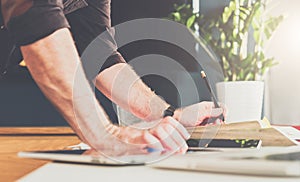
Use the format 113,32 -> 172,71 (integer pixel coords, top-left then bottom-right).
63,0 -> 88,14
0,0 -> 110,76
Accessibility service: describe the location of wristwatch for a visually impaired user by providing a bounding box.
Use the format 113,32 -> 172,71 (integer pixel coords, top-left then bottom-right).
163,106 -> 176,118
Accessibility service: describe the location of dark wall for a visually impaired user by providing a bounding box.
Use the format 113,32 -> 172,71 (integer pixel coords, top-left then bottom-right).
0,72 -> 68,126
111,0 -> 187,25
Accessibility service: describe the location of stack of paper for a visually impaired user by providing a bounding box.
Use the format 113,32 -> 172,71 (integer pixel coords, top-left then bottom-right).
188,120 -> 298,146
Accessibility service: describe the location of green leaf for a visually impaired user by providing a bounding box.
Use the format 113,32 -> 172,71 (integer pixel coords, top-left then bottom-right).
223,7 -> 233,23
263,15 -> 284,39
245,73 -> 255,81
176,3 -> 189,11
233,28 -> 239,39
239,7 -> 251,16
241,54 -> 254,68
253,30 -> 260,43
222,1 -> 236,23
172,12 -> 181,22
167,0 -> 283,81
239,11 -> 248,20
239,21 -> 245,31
186,14 -> 196,28
264,28 -> 272,39
252,18 -> 260,30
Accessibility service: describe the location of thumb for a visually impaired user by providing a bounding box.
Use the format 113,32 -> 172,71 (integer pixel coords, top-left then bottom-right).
210,107 -> 224,117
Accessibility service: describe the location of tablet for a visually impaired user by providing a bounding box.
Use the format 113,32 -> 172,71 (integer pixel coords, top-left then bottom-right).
18,149 -> 171,166
187,139 -> 262,149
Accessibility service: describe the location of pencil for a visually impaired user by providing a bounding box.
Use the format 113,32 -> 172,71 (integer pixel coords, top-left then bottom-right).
200,71 -> 220,108
200,71 -> 224,123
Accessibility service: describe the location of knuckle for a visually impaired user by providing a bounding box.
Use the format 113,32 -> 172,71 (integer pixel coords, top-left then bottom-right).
164,124 -> 175,133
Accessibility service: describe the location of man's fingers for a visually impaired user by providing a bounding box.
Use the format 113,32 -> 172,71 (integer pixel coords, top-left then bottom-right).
178,143 -> 189,154
150,125 -> 179,151
218,102 -> 227,118
213,118 -> 224,125
164,117 -> 190,140
143,131 -> 164,151
147,117 -> 189,153
210,108 -> 224,117
163,123 -> 188,153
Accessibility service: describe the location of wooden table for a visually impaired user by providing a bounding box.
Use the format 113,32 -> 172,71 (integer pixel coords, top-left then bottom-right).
0,127 -> 80,181
1,126 -> 299,181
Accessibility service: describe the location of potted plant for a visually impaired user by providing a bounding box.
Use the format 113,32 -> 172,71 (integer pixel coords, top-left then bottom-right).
169,0 -> 283,122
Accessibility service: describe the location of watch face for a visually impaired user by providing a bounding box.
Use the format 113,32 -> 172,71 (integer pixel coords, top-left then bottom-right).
163,106 -> 176,117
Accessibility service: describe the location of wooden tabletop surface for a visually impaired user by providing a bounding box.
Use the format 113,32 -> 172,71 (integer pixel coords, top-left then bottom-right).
1,126 -> 299,181
0,127 -> 80,181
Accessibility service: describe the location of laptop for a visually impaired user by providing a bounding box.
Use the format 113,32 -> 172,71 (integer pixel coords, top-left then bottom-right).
150,146 -> 300,177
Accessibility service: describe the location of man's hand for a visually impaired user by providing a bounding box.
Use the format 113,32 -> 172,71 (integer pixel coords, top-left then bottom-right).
105,117 -> 190,154
174,101 -> 226,127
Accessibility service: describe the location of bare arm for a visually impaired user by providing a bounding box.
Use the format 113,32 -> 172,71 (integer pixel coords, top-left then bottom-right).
21,28 -> 189,152
96,63 -> 225,126
96,63 -> 169,122
21,28 -> 111,148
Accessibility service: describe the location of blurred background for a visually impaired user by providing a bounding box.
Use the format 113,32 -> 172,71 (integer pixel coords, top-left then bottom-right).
263,0 -> 300,125
0,0 -> 299,126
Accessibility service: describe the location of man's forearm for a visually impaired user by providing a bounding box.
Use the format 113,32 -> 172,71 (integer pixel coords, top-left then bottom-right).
96,63 -> 170,122
21,28 -> 112,148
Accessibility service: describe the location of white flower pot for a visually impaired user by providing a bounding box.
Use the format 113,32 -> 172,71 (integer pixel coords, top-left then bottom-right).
216,81 -> 264,123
